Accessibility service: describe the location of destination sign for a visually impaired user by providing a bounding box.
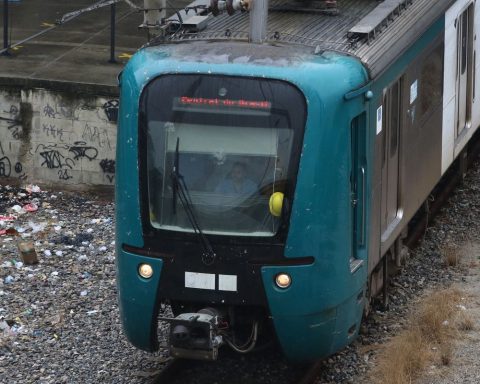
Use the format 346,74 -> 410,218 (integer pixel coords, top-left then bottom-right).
178,97 -> 271,110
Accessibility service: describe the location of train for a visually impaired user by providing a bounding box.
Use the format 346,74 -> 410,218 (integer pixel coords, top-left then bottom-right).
115,0 -> 480,362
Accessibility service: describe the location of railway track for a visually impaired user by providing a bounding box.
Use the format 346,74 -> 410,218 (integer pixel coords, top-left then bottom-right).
148,132 -> 480,384
152,358 -> 195,384
296,361 -> 325,384
152,356 -> 325,384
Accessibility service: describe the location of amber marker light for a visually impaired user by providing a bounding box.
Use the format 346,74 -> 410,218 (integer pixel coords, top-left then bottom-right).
275,273 -> 292,289
138,264 -> 154,279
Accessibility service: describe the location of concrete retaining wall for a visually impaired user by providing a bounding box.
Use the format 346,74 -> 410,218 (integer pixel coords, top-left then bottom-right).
0,87 -> 118,188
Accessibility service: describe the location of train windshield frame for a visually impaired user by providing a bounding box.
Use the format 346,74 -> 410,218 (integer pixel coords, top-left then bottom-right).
139,74 -> 306,239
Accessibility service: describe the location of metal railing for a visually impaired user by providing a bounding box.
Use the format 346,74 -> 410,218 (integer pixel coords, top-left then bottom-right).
2,0 -> 9,56
1,0 -> 123,60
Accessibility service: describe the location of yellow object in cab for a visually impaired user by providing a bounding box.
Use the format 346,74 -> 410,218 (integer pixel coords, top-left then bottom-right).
269,192 -> 284,217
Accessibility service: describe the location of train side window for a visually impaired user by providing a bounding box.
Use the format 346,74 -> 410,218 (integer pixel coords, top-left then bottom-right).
419,42 -> 444,118
455,4 -> 474,136
474,51 -> 476,101
389,82 -> 400,157
461,9 -> 469,75
381,96 -> 387,168
382,81 -> 401,160
381,77 -> 402,233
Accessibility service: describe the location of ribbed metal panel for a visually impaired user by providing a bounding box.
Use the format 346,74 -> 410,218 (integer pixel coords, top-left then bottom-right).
164,0 -> 454,78
168,0 -> 378,49
353,0 -> 453,77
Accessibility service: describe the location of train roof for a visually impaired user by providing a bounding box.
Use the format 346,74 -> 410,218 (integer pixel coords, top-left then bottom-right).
153,0 -> 453,78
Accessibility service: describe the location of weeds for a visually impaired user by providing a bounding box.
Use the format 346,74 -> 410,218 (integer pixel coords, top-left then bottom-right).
417,290 -> 462,343
443,241 -> 480,268
370,288 -> 474,384
372,327 -> 430,384
456,309 -> 475,331
442,245 -> 461,267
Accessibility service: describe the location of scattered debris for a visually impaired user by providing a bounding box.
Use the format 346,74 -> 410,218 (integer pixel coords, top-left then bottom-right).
10,205 -> 26,215
54,233 -> 94,246
17,241 -> 39,265
25,185 -> 41,194
28,221 -> 46,233
0,227 -> 19,237
86,310 -> 99,315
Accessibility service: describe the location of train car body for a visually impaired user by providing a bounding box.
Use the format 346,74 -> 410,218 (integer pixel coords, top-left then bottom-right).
116,0 -> 480,362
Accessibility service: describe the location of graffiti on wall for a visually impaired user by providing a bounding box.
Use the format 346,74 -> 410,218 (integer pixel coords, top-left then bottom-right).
0,105 -> 23,140
42,98 -> 119,123
0,156 -> 11,178
103,100 -> 119,122
42,123 -> 66,141
36,144 -> 75,170
0,105 -> 17,178
0,90 -> 118,185
82,123 -> 112,149
99,159 -> 115,183
69,141 -> 99,161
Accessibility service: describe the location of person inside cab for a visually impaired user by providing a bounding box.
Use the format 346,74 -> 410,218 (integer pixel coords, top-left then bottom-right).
215,162 -> 257,197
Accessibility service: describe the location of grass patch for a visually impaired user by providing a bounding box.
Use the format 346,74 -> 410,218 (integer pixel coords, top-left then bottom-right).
442,245 -> 461,267
372,326 -> 430,384
459,241 -> 480,268
370,288 -> 474,384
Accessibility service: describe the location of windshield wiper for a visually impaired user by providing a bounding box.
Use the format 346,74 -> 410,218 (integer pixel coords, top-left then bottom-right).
171,138 -> 216,265
172,138 -> 179,215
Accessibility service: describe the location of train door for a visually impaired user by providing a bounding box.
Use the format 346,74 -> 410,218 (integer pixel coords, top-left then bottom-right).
456,3 -> 474,137
380,78 -> 402,235
351,113 -> 366,264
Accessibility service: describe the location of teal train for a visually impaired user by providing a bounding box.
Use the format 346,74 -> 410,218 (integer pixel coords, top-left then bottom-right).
116,0 -> 480,362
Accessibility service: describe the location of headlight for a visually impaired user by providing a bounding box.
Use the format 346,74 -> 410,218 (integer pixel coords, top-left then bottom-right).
275,273 -> 292,289
138,263 -> 154,279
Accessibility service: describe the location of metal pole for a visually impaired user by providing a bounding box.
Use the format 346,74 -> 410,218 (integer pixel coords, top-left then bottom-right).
109,3 -> 117,63
2,0 -> 10,56
249,0 -> 268,43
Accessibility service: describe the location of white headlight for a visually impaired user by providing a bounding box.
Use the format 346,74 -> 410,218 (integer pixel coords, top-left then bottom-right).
138,263 -> 153,279
275,273 -> 292,289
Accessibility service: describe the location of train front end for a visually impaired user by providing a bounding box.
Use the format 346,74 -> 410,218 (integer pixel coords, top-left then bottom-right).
116,42 -> 369,362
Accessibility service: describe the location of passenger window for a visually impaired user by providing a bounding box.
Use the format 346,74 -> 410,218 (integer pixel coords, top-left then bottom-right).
419,42 -> 444,118
461,11 -> 469,75
390,82 -> 400,157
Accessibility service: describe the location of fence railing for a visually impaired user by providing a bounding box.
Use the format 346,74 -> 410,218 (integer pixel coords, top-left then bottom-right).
1,0 -> 121,61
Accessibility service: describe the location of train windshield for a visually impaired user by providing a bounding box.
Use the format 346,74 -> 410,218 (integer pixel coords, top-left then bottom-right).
141,75 -> 306,237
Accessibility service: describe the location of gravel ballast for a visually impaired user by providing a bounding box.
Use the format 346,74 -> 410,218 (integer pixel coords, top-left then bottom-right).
311,159 -> 480,383
0,188 -> 169,383
1,159 -> 480,384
